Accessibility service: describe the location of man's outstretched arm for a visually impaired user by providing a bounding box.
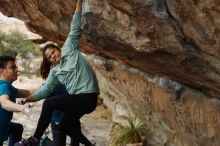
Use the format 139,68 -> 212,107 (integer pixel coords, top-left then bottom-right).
0,95 -> 25,112
16,88 -> 37,98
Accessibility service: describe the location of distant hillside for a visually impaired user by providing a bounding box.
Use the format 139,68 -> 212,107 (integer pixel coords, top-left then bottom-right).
0,12 -> 41,39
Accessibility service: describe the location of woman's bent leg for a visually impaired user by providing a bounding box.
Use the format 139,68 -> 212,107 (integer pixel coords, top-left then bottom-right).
58,113 -> 80,146
51,122 -> 66,146
33,93 -> 97,141
59,113 -> 92,145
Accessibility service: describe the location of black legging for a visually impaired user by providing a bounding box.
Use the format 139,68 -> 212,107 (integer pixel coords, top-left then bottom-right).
51,121 -> 80,146
57,112 -> 92,146
0,122 -> 23,146
33,93 -> 98,146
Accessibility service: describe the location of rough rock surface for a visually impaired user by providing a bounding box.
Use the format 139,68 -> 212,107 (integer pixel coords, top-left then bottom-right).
0,0 -> 220,146
0,0 -> 219,98
88,55 -> 220,146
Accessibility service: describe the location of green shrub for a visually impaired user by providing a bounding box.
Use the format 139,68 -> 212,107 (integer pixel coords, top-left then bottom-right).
111,116 -> 146,146
0,30 -> 41,75
0,30 -> 40,57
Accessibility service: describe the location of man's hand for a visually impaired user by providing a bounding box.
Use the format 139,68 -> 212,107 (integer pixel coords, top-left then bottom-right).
17,98 -> 27,105
18,95 -> 37,104
21,104 -> 31,116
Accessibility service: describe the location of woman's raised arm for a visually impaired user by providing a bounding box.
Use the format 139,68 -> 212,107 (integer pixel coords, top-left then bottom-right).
62,0 -> 83,51
75,0 -> 83,12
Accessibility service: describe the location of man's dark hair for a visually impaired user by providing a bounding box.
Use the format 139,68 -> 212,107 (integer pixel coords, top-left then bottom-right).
0,56 -> 15,68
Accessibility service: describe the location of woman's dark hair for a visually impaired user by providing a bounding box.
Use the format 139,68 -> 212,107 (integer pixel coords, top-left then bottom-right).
40,44 -> 60,80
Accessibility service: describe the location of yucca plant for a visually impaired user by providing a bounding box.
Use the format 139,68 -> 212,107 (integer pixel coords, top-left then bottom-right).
111,116 -> 146,146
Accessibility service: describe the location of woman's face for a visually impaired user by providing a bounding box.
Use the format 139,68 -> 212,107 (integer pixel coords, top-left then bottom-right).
44,47 -> 61,65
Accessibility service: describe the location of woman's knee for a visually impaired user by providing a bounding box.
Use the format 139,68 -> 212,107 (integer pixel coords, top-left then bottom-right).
43,98 -> 49,106
14,123 -> 23,132
42,98 -> 52,109
9,122 -> 23,136
85,96 -> 98,114
17,123 -> 24,134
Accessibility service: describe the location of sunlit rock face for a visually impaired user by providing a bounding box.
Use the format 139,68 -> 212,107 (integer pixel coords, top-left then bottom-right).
0,0 -> 219,98
88,55 -> 220,146
1,0 -> 220,145
82,0 -> 220,99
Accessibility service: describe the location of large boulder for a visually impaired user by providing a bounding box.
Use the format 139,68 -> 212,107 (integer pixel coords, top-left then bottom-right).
1,0 -> 220,145
0,0 -> 219,98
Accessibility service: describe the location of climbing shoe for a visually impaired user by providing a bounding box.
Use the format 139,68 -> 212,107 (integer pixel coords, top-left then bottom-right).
14,136 -> 38,146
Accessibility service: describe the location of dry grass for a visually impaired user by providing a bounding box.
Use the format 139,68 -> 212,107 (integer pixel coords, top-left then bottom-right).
90,105 -> 112,120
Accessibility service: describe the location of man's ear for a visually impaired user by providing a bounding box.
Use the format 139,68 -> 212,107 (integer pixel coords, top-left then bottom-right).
0,68 -> 4,74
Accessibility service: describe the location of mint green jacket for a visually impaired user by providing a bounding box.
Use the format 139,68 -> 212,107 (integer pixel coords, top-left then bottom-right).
33,12 -> 99,101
